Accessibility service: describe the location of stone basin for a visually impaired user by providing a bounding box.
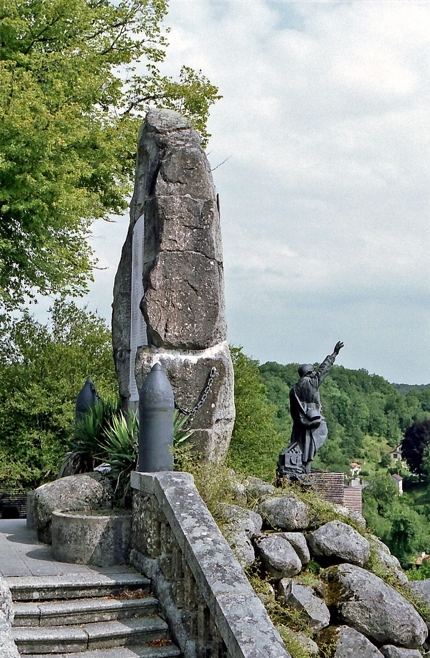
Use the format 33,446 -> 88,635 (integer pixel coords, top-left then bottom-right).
51,509 -> 132,566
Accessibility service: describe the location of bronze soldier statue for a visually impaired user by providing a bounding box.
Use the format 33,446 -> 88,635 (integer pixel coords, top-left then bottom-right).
277,341 -> 344,480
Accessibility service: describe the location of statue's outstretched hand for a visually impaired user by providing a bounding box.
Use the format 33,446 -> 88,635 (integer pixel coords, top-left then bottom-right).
333,341 -> 344,355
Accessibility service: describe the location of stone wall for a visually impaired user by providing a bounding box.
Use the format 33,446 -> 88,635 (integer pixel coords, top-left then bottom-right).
343,486 -> 363,514
0,575 -> 20,658
310,472 -> 363,514
130,471 -> 290,658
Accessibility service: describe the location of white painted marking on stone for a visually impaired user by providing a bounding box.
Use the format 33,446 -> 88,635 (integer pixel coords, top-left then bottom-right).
145,341 -> 229,366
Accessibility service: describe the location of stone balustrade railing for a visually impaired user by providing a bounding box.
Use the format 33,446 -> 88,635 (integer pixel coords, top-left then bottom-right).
130,471 -> 290,658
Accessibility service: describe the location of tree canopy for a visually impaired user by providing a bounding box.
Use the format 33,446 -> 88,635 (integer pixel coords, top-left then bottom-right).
0,0 -> 220,308
0,300 -> 117,489
401,419 -> 430,480
227,347 -> 283,482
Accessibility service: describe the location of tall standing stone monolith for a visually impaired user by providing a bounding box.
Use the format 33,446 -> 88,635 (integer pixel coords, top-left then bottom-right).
112,109 -> 235,461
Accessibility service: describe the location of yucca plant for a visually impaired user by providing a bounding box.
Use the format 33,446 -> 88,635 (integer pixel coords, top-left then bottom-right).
173,409 -> 195,446
63,398 -> 195,506
100,411 -> 139,507
68,398 -> 120,474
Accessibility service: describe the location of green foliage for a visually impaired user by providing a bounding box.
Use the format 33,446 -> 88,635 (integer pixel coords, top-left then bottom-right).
363,474 -> 398,517
71,399 -> 120,473
0,0 -> 220,308
100,410 -> 138,506
0,300 -> 117,489
389,506 -> 429,567
175,451 -> 241,524
173,409 -> 195,447
407,560 -> 430,581
401,419 -> 430,480
276,627 -> 312,658
362,473 -> 430,566
227,347 -> 284,482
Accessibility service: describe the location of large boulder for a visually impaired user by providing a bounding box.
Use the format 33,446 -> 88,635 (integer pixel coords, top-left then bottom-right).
307,520 -> 370,567
259,495 -> 309,531
333,504 -> 367,530
244,477 -> 277,502
34,473 -> 113,543
322,564 -> 427,648
281,532 -> 310,566
278,579 -> 330,633
254,533 -> 302,579
317,626 -> 384,657
113,109 -> 235,461
368,535 -> 408,586
381,647 -> 422,658
228,530 -> 256,569
280,629 -> 319,656
217,504 -> 263,538
408,578 -> 430,613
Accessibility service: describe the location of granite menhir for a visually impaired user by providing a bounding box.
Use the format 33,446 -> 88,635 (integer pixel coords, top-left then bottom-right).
112,109 -> 235,461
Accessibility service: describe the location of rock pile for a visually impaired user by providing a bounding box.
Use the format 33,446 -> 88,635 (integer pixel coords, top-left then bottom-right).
218,477 -> 429,658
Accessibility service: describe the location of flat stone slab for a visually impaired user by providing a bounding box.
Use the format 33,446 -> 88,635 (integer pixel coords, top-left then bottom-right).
13,596 -> 158,626
13,617 -> 169,653
13,624 -> 89,654
7,572 -> 150,601
28,645 -> 181,658
85,617 -> 169,649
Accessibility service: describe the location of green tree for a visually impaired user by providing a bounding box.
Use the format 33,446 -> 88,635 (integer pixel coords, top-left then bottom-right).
228,347 -> 283,482
0,0 -> 219,308
363,474 -> 398,517
401,419 -> 430,481
0,300 -> 117,489
389,505 -> 428,567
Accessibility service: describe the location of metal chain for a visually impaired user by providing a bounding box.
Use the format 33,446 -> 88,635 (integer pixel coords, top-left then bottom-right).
175,367 -> 217,418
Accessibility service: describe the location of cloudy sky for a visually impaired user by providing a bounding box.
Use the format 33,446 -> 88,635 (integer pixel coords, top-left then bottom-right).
83,0 -> 430,385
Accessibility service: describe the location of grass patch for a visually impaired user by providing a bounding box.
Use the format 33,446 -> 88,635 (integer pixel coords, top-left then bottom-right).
276,626 -> 313,658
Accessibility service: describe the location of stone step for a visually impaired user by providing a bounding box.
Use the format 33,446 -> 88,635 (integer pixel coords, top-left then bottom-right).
13,616 -> 170,654
13,595 -> 159,627
27,645 -> 182,658
7,573 -> 150,602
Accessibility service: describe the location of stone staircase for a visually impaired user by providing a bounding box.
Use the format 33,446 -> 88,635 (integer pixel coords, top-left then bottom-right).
7,571 -> 182,658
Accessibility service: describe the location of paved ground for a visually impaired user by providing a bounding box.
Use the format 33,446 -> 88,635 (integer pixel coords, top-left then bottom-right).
0,519 -> 133,578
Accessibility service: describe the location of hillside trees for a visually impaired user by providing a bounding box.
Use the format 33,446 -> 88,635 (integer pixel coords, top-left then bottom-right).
228,348 -> 283,482
0,0 -> 219,308
401,419 -> 430,481
0,300 -> 116,489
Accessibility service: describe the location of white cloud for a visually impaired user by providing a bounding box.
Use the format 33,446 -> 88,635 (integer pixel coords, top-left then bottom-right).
72,0 -> 430,384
